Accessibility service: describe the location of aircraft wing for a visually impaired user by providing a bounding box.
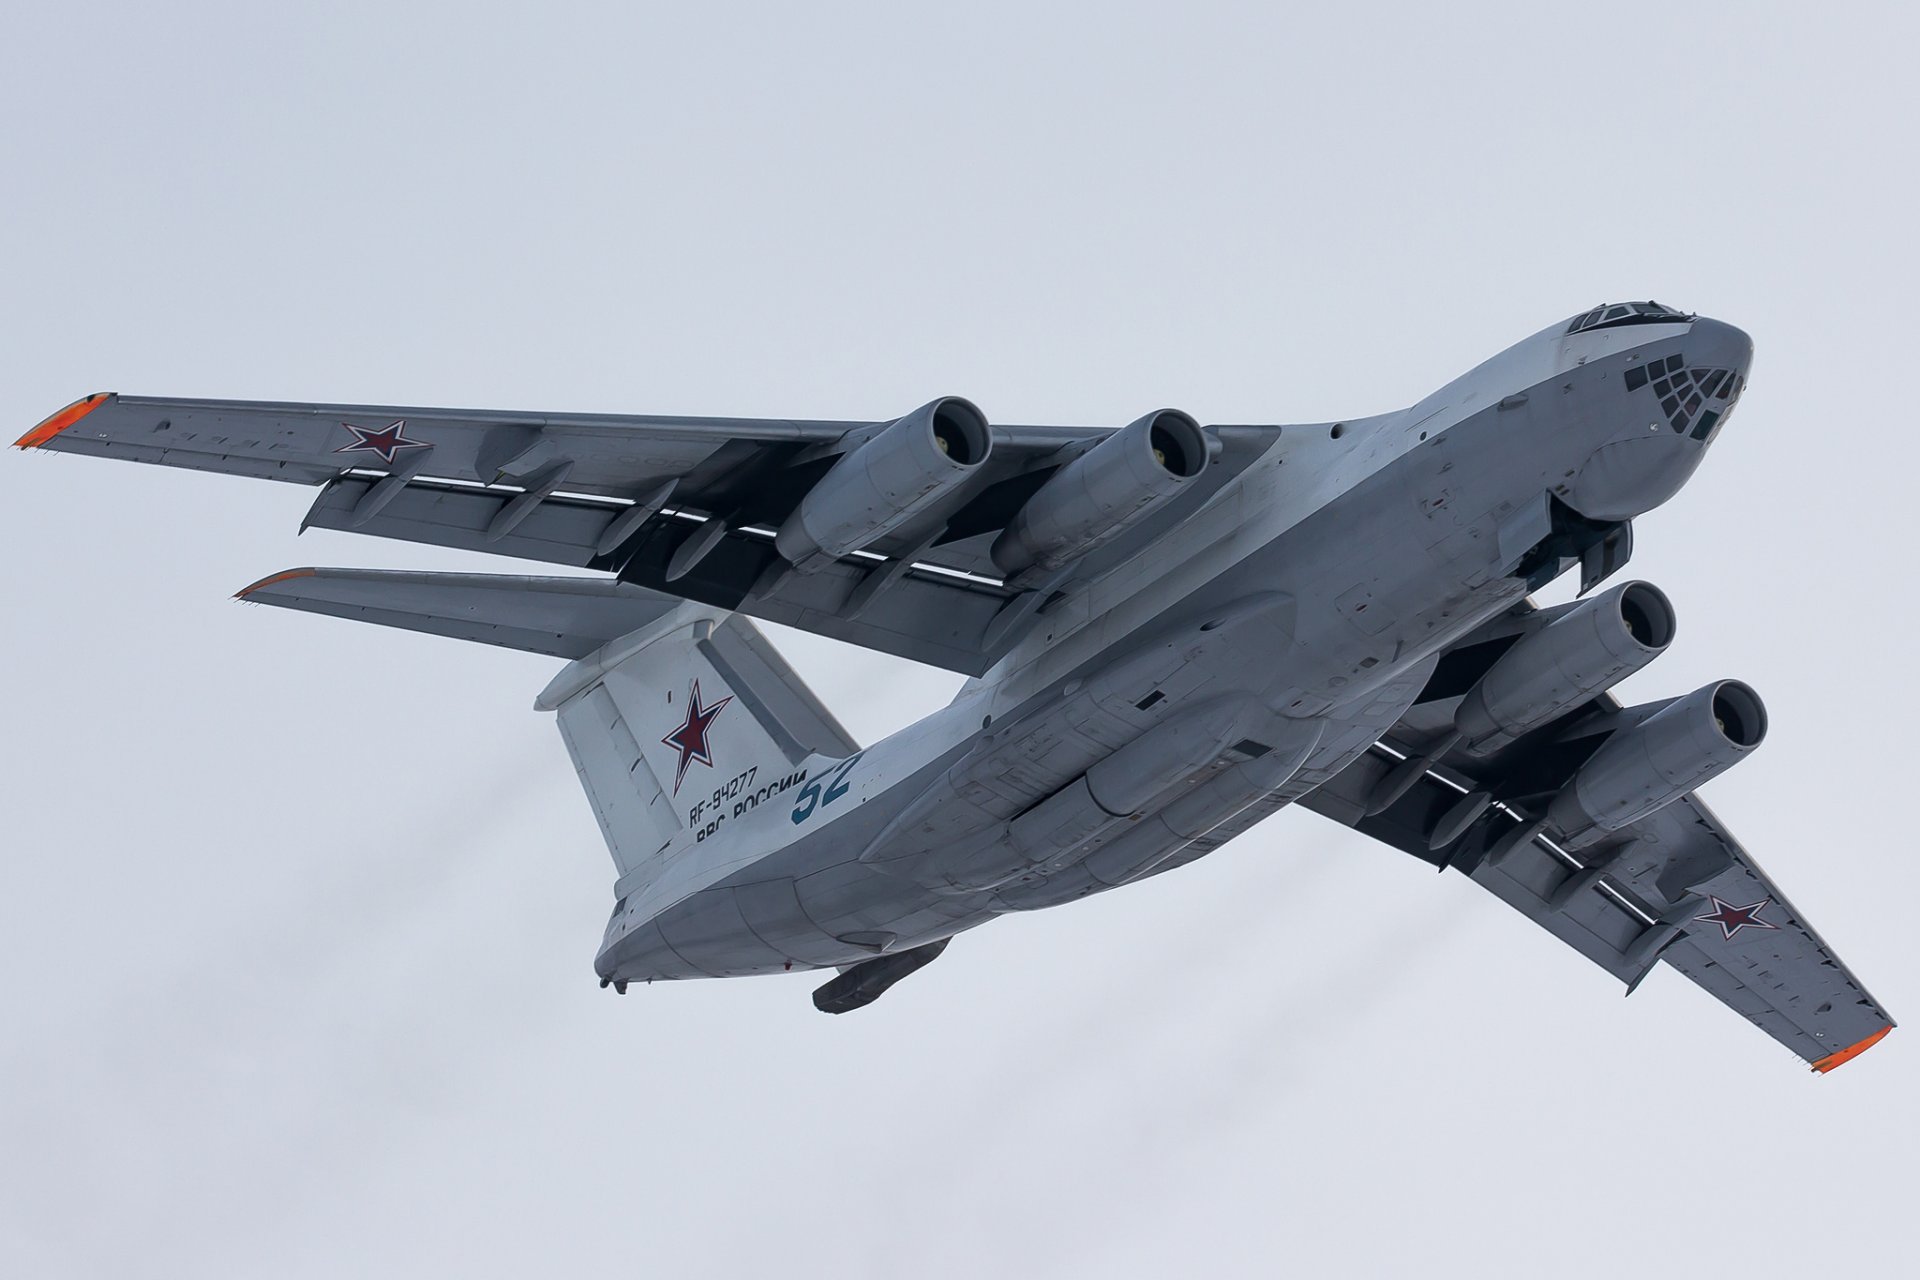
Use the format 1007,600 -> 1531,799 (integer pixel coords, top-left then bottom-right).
19,393 -> 1270,675
1293,600 -> 1893,1072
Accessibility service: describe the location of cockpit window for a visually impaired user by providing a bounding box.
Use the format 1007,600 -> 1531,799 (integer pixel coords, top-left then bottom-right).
1566,300 -> 1691,335
1621,350 -> 1738,440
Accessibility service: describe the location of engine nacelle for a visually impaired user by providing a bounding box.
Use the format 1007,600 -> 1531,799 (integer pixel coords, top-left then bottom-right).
776,397 -> 990,572
990,409 -> 1208,580
1546,680 -> 1767,849
1455,581 -> 1676,755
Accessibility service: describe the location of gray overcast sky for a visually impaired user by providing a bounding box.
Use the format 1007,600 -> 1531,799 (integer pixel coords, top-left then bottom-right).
4,3 -> 1915,1276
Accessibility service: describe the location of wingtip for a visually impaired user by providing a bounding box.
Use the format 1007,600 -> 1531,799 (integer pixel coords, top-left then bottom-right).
15,392 -> 112,449
235,567 -> 318,600
1811,1024 -> 1891,1074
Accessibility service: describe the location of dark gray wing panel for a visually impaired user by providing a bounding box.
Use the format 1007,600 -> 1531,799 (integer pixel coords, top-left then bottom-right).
1298,600 -> 1894,1072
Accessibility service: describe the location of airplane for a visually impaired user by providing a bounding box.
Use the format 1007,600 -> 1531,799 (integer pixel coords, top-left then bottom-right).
14,301 -> 1893,1070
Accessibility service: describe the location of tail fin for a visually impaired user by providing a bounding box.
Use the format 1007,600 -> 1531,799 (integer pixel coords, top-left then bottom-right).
239,567 -> 856,896
535,602 -> 857,894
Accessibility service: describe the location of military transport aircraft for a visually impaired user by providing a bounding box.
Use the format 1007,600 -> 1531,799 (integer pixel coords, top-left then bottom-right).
15,302 -> 1893,1070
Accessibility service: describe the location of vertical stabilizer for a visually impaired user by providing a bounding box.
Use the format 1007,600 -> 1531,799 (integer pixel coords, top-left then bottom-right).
537,603 -> 858,894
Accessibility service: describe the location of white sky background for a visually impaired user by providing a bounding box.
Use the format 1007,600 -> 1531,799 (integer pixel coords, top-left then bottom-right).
3,2 -> 1915,1275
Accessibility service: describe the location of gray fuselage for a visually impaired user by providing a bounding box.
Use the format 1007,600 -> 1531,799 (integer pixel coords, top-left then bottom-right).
597,312 -> 1754,982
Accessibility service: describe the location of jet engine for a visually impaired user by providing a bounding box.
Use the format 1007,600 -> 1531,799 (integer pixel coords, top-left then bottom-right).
1455,581 -> 1676,755
1546,680 -> 1767,849
776,397 -> 991,572
990,409 -> 1208,579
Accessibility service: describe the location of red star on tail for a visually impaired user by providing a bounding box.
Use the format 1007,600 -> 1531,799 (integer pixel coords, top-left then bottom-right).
660,680 -> 733,793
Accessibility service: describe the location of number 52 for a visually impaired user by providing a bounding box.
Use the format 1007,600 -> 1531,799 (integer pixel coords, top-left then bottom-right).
791,753 -> 863,825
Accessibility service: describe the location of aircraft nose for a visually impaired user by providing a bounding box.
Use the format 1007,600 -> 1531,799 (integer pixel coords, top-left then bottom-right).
1678,315 -> 1752,444
1567,313 -> 1751,520
1690,315 -> 1754,378
1629,314 -> 1752,444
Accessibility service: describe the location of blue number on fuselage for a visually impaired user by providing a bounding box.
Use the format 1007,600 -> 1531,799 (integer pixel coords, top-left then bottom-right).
791,753 -> 863,825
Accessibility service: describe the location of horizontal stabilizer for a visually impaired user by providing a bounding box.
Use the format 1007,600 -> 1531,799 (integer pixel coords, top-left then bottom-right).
235,567 -> 687,659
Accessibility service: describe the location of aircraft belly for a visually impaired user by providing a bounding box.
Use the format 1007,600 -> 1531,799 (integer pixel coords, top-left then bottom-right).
597,919 -> 706,982
795,859 -> 988,938
730,877 -> 863,967
862,599 -> 1305,891
605,869 -> 995,980
650,888 -> 793,977
872,643 -> 1220,863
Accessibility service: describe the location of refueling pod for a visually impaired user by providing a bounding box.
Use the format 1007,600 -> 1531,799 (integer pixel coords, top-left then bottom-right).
1547,680 -> 1767,849
1456,581 -> 1676,755
776,397 -> 991,572
991,409 -> 1208,580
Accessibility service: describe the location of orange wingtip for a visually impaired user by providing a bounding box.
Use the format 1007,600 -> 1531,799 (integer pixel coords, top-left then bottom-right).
1812,1025 -> 1891,1074
234,568 -> 317,599
16,392 -> 111,449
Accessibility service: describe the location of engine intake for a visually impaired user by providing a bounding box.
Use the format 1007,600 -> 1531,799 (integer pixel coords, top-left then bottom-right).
1456,581 -> 1676,755
1546,680 -> 1767,848
776,397 -> 990,572
990,409 -> 1208,580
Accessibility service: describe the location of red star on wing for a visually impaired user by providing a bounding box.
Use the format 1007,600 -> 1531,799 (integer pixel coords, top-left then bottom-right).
661,679 -> 733,794
334,419 -> 432,466
1693,895 -> 1781,941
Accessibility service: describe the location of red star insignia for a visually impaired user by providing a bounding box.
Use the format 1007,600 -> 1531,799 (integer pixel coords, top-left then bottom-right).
334,419 -> 432,465
661,679 -> 733,794
1693,895 -> 1781,941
